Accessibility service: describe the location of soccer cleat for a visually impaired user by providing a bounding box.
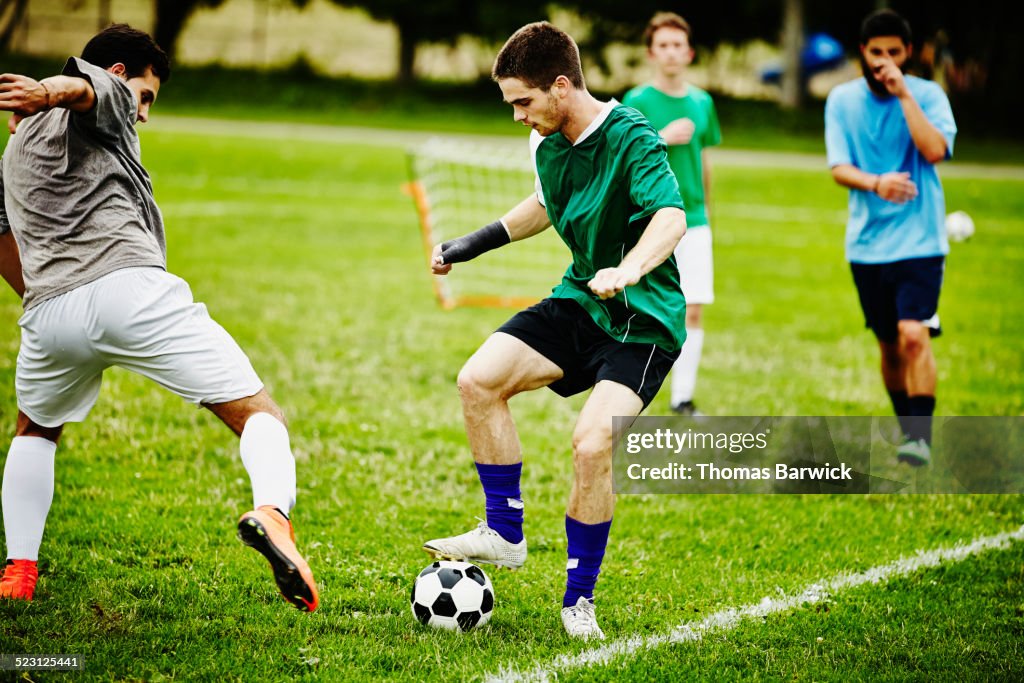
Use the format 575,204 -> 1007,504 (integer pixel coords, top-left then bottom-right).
0,559 -> 38,601
237,506 -> 319,612
671,400 -> 705,417
561,596 -> 605,640
897,438 -> 931,467
423,520 -> 527,570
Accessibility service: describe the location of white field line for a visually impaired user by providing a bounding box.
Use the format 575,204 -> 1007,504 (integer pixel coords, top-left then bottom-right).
145,115 -> 1024,180
485,524 -> 1024,683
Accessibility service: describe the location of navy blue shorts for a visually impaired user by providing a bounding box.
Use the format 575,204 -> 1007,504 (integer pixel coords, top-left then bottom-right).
496,298 -> 679,409
850,256 -> 945,343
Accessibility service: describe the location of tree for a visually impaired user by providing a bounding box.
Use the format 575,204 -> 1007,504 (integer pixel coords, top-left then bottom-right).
0,0 -> 28,53
331,0 -> 547,84
153,0 -> 311,59
558,0 -> 783,74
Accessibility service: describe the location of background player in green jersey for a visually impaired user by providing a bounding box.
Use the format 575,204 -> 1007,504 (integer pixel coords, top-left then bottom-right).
624,12 -> 721,416
421,22 -> 687,640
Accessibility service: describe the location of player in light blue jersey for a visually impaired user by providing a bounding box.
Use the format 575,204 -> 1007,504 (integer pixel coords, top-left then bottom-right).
825,9 -> 956,466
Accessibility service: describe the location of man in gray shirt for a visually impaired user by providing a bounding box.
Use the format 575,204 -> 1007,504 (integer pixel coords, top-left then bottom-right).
0,24 -> 318,611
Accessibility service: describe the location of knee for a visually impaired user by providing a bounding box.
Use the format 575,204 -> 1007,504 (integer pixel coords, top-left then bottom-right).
15,412 -> 63,442
456,364 -> 503,407
572,430 -> 612,476
897,321 -> 929,358
219,391 -> 287,434
685,305 -> 702,329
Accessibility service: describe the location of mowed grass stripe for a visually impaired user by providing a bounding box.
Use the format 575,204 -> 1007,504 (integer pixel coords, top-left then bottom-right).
488,524 -> 1024,683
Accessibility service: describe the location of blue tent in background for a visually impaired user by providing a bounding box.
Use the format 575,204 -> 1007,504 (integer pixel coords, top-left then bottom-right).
761,33 -> 846,84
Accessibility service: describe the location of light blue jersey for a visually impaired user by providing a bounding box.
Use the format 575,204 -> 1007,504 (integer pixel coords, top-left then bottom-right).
825,76 -> 956,264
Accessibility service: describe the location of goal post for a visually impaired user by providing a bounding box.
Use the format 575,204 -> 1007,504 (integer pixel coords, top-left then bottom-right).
405,137 -> 569,310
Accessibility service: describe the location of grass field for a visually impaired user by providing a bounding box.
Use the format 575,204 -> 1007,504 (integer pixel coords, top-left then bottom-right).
0,112 -> 1022,681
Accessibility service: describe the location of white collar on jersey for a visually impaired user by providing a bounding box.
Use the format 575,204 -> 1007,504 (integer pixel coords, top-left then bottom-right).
573,99 -> 618,146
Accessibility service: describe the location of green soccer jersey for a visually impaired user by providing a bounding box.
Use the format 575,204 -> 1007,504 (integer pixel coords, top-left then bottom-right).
531,101 -> 687,352
622,83 -> 721,229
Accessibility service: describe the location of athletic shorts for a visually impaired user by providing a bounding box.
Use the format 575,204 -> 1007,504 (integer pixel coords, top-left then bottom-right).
850,256 -> 944,344
496,297 -> 679,409
674,225 -> 713,305
16,267 -> 264,428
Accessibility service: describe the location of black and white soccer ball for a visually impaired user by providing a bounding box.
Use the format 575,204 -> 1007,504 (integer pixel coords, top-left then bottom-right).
411,560 -> 494,631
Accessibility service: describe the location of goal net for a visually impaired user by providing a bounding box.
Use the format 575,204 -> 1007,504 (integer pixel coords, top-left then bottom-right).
406,137 -> 570,309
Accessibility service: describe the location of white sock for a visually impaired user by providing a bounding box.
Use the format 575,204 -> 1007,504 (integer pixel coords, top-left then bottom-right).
671,328 -> 705,406
239,413 -> 296,514
2,436 -> 57,561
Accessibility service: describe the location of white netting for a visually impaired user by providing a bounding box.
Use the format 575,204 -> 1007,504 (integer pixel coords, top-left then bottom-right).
408,137 -> 570,308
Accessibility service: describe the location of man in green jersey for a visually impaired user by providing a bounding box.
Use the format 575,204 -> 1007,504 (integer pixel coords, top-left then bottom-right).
624,12 -> 721,416
421,21 -> 687,639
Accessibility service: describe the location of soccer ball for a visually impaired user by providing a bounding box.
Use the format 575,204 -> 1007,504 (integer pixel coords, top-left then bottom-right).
945,210 -> 975,242
411,560 -> 494,631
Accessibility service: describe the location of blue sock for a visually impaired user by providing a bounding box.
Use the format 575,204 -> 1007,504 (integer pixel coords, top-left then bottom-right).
563,515 -> 612,608
475,462 -> 524,543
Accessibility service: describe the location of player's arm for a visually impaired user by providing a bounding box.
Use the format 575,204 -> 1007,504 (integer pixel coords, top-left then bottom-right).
0,73 -> 96,134
876,61 -> 948,164
0,231 -> 25,298
830,163 -> 918,204
588,207 -> 686,300
431,194 -> 549,275
0,163 -> 22,297
661,118 -> 696,145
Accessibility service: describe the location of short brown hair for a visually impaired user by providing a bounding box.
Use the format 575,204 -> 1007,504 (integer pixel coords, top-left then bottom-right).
643,12 -> 692,48
492,22 -> 585,91
82,23 -> 170,83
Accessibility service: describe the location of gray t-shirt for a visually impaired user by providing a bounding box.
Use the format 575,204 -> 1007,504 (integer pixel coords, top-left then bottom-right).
0,57 -> 166,310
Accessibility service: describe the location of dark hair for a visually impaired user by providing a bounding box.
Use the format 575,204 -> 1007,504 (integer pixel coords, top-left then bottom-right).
860,9 -> 912,46
82,24 -> 171,83
492,22 -> 584,91
643,11 -> 692,48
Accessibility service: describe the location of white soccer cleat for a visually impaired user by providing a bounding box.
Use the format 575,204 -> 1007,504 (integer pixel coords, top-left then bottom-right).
422,520 -> 526,570
561,596 -> 605,640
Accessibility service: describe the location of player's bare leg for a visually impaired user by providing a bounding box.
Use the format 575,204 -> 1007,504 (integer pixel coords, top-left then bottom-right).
423,333 -> 562,569
889,321 -> 937,466
562,380 -> 643,640
1,412 -> 63,600
897,321 -> 936,396
206,389 -> 318,612
457,332 -> 563,466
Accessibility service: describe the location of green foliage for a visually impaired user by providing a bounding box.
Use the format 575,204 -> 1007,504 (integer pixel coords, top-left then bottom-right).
328,0 -> 548,81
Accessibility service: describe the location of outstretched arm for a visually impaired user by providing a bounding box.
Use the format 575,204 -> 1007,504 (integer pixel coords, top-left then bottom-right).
588,207 -> 686,300
0,73 -> 96,134
431,194 -> 550,275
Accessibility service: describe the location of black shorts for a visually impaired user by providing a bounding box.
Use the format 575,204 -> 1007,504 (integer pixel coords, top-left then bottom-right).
850,256 -> 944,343
496,298 -> 679,409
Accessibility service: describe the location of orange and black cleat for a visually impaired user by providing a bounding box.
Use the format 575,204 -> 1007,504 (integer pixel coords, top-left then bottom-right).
0,559 -> 39,601
237,506 -> 319,612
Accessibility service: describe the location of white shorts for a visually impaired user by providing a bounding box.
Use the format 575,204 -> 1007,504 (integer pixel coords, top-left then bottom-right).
16,267 -> 264,428
675,225 -> 714,305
